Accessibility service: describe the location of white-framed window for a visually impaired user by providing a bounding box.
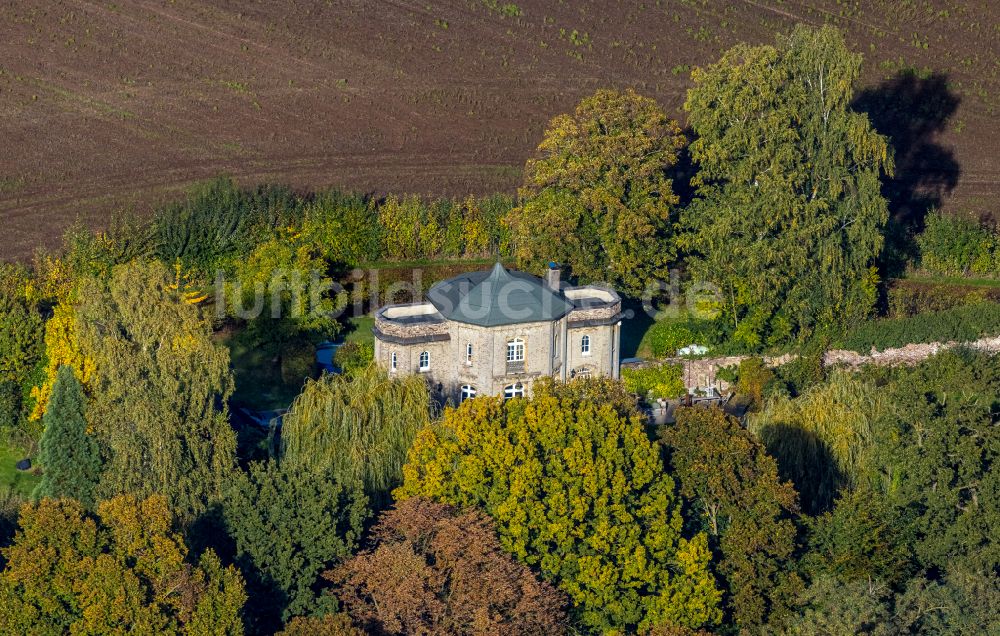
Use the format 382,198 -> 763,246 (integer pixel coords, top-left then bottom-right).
507,338 -> 524,363
581,334 -> 591,356
461,385 -> 477,402
503,382 -> 524,400
418,351 -> 430,371
466,342 -> 473,365
390,351 -> 397,371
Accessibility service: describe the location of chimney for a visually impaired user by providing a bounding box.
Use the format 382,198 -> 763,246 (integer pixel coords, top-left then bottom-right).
545,261 -> 561,291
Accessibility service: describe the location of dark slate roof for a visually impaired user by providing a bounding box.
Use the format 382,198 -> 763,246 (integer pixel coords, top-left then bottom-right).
427,263 -> 575,327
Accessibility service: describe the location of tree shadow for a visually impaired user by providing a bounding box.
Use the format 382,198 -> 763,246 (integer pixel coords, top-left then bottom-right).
758,423 -> 844,516
853,71 -> 961,277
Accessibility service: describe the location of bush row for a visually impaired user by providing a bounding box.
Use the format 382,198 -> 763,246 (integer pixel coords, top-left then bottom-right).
886,279 -> 1000,317
73,178 -> 516,278
838,301 -> 1000,352
916,209 -> 1000,277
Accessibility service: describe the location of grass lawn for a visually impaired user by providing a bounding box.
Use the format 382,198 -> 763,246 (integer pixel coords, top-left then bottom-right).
343,314 -> 375,346
619,300 -> 658,359
0,442 -> 39,497
901,274 -> 1000,288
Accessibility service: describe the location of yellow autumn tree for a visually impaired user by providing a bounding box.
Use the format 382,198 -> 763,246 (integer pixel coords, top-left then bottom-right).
379,195 -> 423,260
76,260 -> 236,520
509,88 -> 685,294
29,301 -> 92,421
461,195 -> 491,258
0,495 -> 245,634
396,377 -> 721,633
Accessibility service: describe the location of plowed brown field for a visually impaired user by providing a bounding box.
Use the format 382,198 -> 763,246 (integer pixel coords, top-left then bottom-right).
1,0 -> 997,259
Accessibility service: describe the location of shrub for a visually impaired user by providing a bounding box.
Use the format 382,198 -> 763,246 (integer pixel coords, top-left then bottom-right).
887,280 -> 995,317
332,341 -> 374,375
771,340 -> 828,398
916,209 -> 999,276
646,316 -> 719,358
622,363 -> 686,401
838,301 -> 1000,353
647,319 -> 696,357
735,358 -> 774,409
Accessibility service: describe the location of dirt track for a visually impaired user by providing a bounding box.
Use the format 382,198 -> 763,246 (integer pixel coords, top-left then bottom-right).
2,0 -> 998,260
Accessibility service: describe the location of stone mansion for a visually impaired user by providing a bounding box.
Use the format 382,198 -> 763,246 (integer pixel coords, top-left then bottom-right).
373,262 -> 623,403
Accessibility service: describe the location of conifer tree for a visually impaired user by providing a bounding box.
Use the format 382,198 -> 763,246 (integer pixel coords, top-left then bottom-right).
33,365 -> 100,507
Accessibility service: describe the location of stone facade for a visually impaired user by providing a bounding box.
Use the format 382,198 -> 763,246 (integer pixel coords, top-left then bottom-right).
373,267 -> 622,403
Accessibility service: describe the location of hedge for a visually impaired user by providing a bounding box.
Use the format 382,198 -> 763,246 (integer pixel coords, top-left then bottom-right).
838,301 -> 1000,353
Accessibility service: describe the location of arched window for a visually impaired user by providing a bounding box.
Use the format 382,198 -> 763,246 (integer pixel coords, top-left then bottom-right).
581,334 -> 591,355
466,342 -> 473,365
503,382 -> 524,400
390,351 -> 397,371
506,338 -> 524,363
461,385 -> 477,402
418,351 -> 430,371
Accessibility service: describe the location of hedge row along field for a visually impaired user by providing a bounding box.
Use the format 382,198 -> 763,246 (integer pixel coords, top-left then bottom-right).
838,302 -> 1000,353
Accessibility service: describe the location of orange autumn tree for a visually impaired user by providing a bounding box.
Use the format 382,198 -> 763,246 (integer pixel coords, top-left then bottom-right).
330,497 -> 568,635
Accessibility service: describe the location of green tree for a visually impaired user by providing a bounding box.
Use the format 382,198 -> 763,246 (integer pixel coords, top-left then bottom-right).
0,495 -> 245,635
280,365 -> 432,506
330,497 -> 568,635
0,265 -> 43,428
75,260 -> 236,520
510,89 -> 686,294
662,406 -> 800,631
779,575 -> 893,636
802,484 -> 913,589
331,342 -> 374,376
224,229 -> 340,376
780,570 -> 1000,635
155,177 -> 300,275
680,25 -> 893,347
223,460 -> 368,631
32,366 -> 101,507
864,350 -> 1000,573
396,378 -> 721,632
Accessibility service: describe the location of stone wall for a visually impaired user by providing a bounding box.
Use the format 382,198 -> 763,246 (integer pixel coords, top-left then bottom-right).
623,335 -> 1000,392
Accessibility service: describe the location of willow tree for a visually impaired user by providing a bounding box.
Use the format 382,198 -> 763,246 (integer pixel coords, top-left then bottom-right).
680,25 -> 893,347
509,89 -> 686,294
75,260 -> 236,520
750,371 -> 888,514
279,364 -> 432,505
